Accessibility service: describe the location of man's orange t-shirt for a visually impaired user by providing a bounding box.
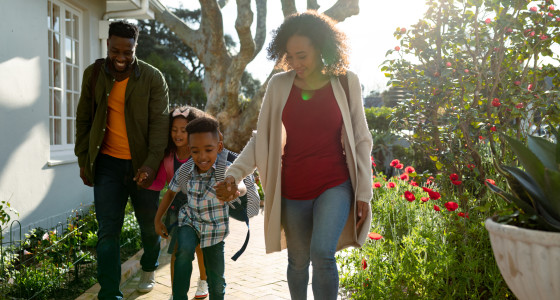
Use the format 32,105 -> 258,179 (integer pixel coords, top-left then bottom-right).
100,78 -> 132,159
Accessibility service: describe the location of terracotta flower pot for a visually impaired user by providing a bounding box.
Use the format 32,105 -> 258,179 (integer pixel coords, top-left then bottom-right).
485,217 -> 560,300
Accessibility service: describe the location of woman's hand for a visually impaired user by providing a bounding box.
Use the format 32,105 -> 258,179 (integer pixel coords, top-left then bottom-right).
356,201 -> 369,229
154,219 -> 169,239
214,175 -> 240,202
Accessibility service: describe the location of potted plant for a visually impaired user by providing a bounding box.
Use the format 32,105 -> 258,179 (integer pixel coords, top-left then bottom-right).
485,126 -> 560,300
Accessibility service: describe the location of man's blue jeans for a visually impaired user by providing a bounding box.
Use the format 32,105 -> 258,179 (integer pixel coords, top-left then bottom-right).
172,225 -> 225,300
94,154 -> 161,300
281,180 -> 352,300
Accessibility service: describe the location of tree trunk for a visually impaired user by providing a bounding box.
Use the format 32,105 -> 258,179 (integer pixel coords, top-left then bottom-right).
153,0 -> 359,153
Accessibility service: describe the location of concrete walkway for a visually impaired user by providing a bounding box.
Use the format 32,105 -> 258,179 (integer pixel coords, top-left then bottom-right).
76,213 -> 328,299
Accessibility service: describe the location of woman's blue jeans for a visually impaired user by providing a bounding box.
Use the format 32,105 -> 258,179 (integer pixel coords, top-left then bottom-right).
94,154 -> 161,300
173,225 -> 226,300
281,180 -> 352,300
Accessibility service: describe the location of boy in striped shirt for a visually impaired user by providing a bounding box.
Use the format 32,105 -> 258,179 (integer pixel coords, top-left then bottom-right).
154,116 -> 245,300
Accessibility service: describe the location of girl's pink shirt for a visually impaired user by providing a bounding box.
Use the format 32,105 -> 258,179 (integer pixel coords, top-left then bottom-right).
147,153 -> 189,191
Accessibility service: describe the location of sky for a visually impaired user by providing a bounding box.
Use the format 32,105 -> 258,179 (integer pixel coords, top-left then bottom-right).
159,0 -> 430,94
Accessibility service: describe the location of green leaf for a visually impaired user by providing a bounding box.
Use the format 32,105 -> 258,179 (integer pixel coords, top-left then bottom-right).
486,179 -> 537,215
503,135 -> 546,190
502,166 -> 545,209
527,136 -> 557,172
542,168 -> 560,219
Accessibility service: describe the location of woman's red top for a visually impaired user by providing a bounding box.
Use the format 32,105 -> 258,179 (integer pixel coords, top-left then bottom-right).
281,82 -> 350,200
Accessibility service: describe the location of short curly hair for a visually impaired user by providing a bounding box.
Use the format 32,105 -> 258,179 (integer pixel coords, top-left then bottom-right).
267,11 -> 349,76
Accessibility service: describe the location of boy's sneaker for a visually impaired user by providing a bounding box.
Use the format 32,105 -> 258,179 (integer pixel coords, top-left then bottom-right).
137,271 -> 155,292
195,278 -> 208,299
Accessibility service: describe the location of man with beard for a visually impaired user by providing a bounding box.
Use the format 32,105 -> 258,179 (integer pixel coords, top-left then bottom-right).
75,20 -> 169,299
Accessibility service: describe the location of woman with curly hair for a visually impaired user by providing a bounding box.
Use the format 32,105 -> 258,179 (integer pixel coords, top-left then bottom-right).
215,11 -> 373,299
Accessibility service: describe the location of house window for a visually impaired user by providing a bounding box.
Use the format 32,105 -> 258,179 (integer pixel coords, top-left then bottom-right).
47,0 -> 81,155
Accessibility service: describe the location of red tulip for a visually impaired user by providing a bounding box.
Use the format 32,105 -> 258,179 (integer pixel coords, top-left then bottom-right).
404,191 -> 416,202
444,202 -> 459,211
368,232 -> 383,240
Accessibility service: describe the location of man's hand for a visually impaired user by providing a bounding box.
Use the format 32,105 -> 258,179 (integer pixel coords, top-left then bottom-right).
356,201 -> 369,229
80,167 -> 93,187
214,175 -> 240,203
134,165 -> 155,188
154,219 -> 169,239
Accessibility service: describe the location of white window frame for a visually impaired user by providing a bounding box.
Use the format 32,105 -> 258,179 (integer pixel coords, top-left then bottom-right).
47,0 -> 83,164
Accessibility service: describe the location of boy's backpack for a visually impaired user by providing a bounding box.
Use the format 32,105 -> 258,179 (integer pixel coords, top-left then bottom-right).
171,149 -> 261,261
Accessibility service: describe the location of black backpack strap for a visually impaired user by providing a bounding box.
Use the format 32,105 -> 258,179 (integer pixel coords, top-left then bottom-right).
90,58 -> 105,123
216,150 -> 250,261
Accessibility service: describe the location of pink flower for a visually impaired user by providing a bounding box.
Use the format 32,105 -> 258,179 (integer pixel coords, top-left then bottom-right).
368,232 -> 383,240
530,31 -> 536,37
557,17 -> 560,21
405,166 -> 415,174
446,62 -> 452,67
485,18 -> 492,24
548,12 -> 554,17
404,191 -> 416,202
390,159 -> 400,167
24,250 -> 33,255
373,182 -> 382,189
485,179 -> 496,185
421,197 -> 429,202
400,28 -> 407,33
434,205 -> 441,212
395,163 -> 404,169
464,69 -> 469,73
515,103 -> 524,109
514,80 -> 521,86
400,173 -> 409,181
410,180 -> 419,187
528,84 -> 534,91
530,6 -> 538,12
540,35 -> 549,40
395,46 -> 401,51
444,202 -> 459,211
507,28 -> 513,33
550,5 -> 555,11
387,182 -> 396,189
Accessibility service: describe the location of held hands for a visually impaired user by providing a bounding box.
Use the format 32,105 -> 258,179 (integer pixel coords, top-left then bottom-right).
356,201 -> 369,229
80,167 -> 93,187
214,175 -> 240,203
154,219 -> 169,239
133,165 -> 155,188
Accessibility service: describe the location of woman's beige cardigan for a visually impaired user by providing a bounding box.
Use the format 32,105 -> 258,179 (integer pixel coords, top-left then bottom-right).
226,70 -> 373,254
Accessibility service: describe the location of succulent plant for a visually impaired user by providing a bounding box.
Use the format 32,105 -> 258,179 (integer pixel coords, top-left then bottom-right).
487,127 -> 560,231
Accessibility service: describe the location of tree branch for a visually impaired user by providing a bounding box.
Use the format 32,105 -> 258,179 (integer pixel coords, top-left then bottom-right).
153,6 -> 202,54
199,0 -> 228,64
307,0 -> 319,10
324,0 -> 359,22
253,0 -> 267,59
281,0 -> 297,18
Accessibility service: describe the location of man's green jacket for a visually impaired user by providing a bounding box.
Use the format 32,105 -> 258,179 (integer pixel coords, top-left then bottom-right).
74,58 -> 169,184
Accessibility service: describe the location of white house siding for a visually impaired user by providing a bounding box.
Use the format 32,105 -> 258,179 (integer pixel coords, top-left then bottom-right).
0,0 -> 106,238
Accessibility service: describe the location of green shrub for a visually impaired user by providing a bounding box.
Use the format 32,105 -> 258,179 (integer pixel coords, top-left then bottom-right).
337,161 -> 514,299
